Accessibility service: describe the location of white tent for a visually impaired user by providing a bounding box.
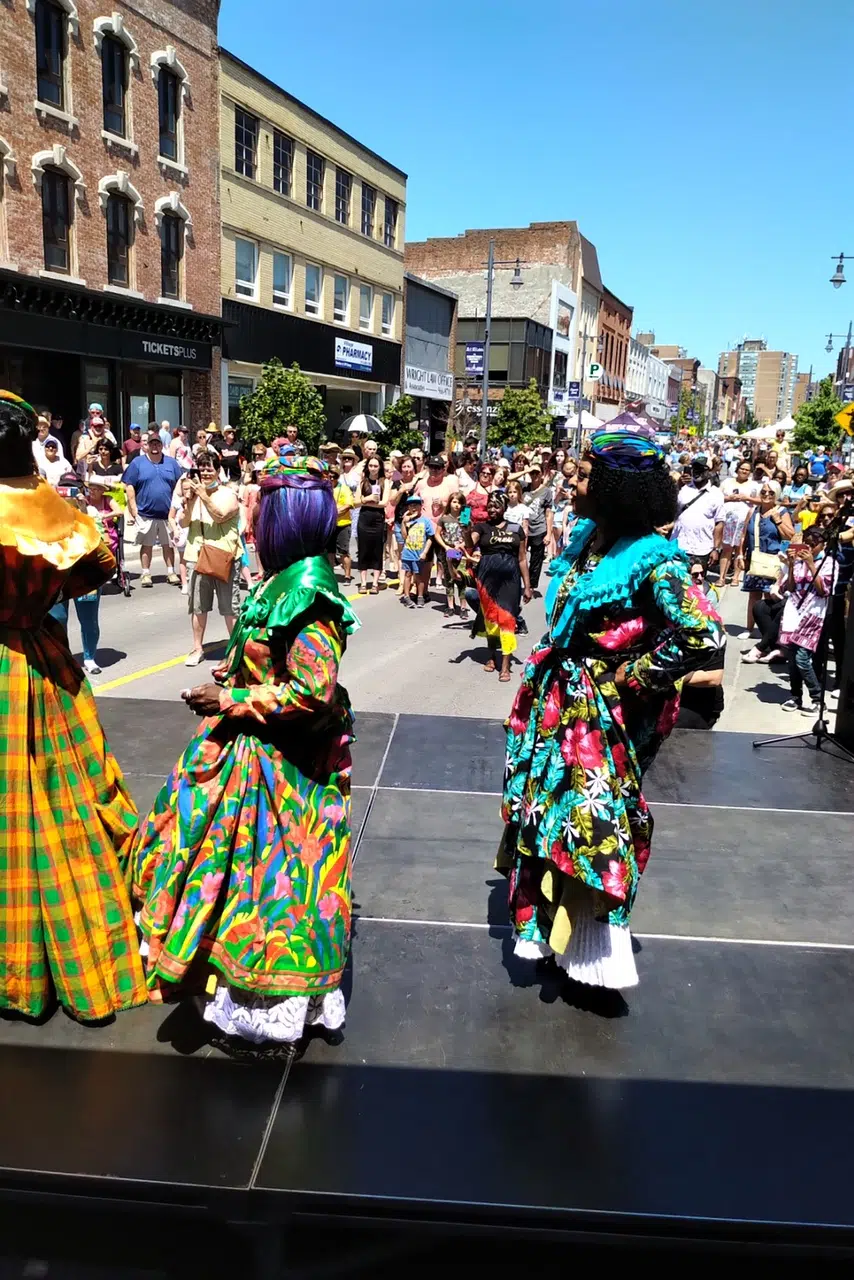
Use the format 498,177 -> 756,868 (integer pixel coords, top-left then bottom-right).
564,409 -> 600,432
744,413 -> 796,441
711,425 -> 739,438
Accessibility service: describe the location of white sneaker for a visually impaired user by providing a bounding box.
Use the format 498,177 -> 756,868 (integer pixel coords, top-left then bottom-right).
737,629 -> 753,640
184,650 -> 204,667
802,701 -> 821,718
83,658 -> 101,675
140,573 -> 153,588
742,647 -> 763,664
180,583 -> 189,595
781,699 -> 802,713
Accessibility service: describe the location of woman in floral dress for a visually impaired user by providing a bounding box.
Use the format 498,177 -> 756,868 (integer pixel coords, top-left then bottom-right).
499,430 -> 724,990
132,456 -> 360,1044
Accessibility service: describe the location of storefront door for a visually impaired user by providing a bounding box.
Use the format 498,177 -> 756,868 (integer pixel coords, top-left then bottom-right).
123,366 -> 183,435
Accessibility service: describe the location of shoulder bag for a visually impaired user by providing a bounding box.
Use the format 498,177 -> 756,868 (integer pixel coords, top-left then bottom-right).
747,512 -> 780,581
194,503 -> 236,584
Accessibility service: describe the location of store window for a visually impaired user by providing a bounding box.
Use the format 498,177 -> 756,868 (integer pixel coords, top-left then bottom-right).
306,150 -> 324,211
158,68 -> 179,161
42,168 -> 70,273
228,376 -> 254,427
273,131 -> 292,196
333,274 -> 349,325
35,0 -> 65,109
106,192 -> 131,287
359,283 -> 373,331
305,262 -> 322,316
273,252 -> 291,308
84,362 -> 113,430
125,367 -> 182,430
101,34 -> 126,136
234,107 -> 258,179
235,237 -> 258,299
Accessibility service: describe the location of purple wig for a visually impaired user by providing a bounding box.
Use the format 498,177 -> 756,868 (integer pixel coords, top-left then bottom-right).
255,473 -> 336,572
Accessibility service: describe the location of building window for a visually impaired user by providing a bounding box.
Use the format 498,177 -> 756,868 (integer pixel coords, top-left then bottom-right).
381,292 -> 393,336
305,262 -> 322,316
160,211 -> 182,298
158,68 -> 179,161
235,107 -> 258,179
361,183 -> 375,237
101,34 -> 126,136
359,283 -> 372,331
273,131 -> 292,195
335,168 -> 351,225
42,168 -> 70,272
35,0 -> 65,108
272,251 -> 291,307
105,191 -> 131,286
384,197 -> 398,248
333,274 -> 349,324
235,237 -> 257,298
306,150 -> 324,211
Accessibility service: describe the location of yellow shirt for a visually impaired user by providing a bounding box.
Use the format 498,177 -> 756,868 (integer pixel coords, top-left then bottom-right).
799,509 -> 818,532
334,482 -> 355,527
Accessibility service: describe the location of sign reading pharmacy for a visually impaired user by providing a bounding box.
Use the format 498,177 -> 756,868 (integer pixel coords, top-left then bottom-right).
404,365 -> 454,401
334,337 -> 373,373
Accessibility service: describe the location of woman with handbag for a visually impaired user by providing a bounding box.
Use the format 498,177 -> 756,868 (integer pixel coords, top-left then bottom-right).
182,451 -> 241,667
739,480 -> 793,641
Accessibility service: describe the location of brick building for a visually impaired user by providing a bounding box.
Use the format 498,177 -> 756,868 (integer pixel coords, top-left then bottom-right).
595,286 -> 633,415
219,50 -> 406,431
0,0 -> 223,436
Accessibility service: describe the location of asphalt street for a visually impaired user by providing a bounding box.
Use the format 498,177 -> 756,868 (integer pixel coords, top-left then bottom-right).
75,539 -> 799,733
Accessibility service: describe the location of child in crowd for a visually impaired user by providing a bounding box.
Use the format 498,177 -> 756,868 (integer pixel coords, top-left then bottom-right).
168,480 -> 190,595
434,491 -> 471,619
779,527 -> 834,715
328,463 -> 355,584
237,461 -> 260,587
400,494 -> 434,610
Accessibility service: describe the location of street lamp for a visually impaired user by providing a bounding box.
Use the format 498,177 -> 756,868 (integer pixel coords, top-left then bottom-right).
825,323 -> 853,397
478,240 -> 526,458
830,253 -> 854,289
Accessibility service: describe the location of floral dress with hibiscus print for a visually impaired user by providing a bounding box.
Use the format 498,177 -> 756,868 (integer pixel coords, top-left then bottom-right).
499,546 -> 724,976
132,600 -> 355,1044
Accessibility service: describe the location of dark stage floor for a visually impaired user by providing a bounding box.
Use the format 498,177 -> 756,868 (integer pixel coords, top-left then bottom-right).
2,701 -> 854,1271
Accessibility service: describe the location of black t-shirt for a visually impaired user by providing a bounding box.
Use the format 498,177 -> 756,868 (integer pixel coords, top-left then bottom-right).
219,437 -> 244,482
90,460 -> 123,479
476,521 -> 522,556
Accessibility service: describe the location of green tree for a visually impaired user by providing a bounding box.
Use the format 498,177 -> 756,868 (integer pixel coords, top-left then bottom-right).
488,379 -> 552,448
792,375 -> 843,452
238,359 -> 326,453
737,405 -> 759,435
378,394 -> 423,453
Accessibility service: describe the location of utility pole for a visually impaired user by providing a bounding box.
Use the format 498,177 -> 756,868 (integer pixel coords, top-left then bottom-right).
479,238 -> 495,460
574,330 -> 588,457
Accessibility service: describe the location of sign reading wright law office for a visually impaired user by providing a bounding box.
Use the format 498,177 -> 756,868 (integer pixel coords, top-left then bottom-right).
403,365 -> 454,401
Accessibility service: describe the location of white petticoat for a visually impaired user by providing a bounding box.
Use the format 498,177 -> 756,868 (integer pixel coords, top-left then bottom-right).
203,985 -> 346,1044
513,891 -> 639,989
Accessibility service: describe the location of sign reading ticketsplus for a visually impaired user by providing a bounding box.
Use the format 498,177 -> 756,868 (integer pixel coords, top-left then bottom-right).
335,337 -> 373,373
124,332 -> 212,370
403,365 -> 454,401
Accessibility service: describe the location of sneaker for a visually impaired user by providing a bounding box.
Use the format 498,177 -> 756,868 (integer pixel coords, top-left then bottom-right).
140,573 -> 153,588
742,647 -> 763,664
167,573 -> 180,586
185,650 -> 204,667
802,701 -> 821,718
403,597 -> 416,609
781,699 -> 802,713
765,649 -> 785,663
180,582 -> 189,595
416,597 -> 425,608
83,658 -> 101,675
737,629 -> 753,640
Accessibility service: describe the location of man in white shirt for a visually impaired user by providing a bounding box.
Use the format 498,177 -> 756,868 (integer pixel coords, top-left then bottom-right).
456,454 -> 478,495
671,456 -> 725,573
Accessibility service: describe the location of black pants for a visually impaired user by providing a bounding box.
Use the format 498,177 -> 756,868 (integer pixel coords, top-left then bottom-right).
754,595 -> 784,654
356,507 -> 385,571
528,533 -> 547,590
829,594 -> 847,678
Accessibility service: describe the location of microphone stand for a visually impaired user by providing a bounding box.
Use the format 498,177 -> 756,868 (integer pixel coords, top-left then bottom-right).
753,506 -> 854,762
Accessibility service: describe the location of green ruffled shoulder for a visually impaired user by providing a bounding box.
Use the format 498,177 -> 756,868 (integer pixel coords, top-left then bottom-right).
223,555 -> 360,676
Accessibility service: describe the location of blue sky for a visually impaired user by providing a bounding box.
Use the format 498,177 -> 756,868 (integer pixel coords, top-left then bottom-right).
220,0 -> 852,378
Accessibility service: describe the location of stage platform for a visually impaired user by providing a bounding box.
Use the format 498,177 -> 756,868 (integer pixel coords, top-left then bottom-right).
2,701 -> 854,1275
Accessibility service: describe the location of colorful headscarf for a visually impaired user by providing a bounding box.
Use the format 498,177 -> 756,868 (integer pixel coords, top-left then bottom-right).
257,453 -> 330,490
0,389 -> 37,421
587,429 -> 664,471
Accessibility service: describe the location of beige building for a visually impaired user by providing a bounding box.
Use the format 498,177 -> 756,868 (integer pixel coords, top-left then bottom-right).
219,51 -> 406,428
717,339 -> 798,424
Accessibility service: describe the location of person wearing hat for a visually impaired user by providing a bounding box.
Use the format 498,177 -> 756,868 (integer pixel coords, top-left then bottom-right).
517,461 -> 554,594
399,492 -> 434,608
670,454 -> 725,573
122,422 -> 144,464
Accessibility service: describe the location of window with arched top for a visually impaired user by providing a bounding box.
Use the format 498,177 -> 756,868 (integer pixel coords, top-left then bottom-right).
105,192 -> 131,287
151,47 -> 190,173
155,193 -> 191,301
42,168 -> 71,273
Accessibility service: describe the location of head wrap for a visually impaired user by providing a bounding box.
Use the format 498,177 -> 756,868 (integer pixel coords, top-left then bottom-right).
587,429 -> 664,471
258,454 -> 330,491
0,389 -> 37,421
487,489 -> 508,511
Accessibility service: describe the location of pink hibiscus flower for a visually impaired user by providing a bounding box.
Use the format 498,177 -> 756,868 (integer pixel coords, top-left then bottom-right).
200,871 -> 224,904
560,720 -> 605,771
596,615 -> 647,651
656,696 -> 680,736
318,892 -> 339,921
610,740 -> 629,774
686,583 -> 723,623
508,685 -> 534,735
601,858 -> 629,900
541,680 -> 563,732
274,871 -> 293,900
